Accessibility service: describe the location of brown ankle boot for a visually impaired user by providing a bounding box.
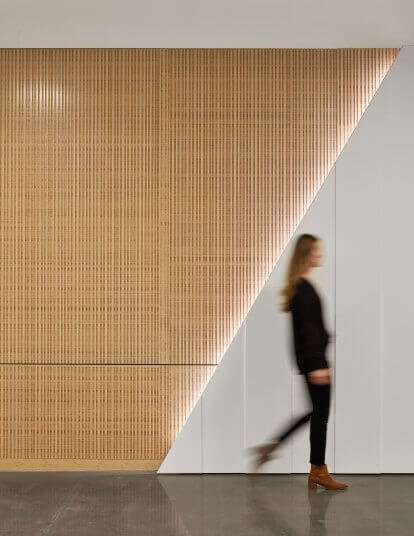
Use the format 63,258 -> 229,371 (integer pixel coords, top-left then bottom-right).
308,464 -> 348,490
251,442 -> 280,472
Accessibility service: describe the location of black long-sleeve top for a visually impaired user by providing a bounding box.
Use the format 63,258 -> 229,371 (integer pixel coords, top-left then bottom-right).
290,277 -> 331,374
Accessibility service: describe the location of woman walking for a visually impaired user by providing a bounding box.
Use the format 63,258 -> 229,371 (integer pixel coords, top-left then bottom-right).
253,234 -> 347,490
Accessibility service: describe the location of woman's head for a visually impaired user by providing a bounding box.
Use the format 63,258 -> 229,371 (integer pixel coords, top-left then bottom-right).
279,234 -> 323,312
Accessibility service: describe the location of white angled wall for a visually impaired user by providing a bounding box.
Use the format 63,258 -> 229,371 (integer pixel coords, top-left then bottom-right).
160,46 -> 414,474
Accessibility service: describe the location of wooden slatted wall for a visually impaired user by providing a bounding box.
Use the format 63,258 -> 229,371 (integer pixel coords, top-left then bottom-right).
0,49 -> 398,469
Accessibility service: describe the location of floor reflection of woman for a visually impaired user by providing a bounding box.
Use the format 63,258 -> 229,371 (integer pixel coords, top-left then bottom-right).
253,234 -> 347,490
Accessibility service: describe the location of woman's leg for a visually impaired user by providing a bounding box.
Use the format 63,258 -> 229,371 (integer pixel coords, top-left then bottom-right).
305,375 -> 331,466
252,374 -> 325,471
252,409 -> 312,471
273,411 -> 312,443
305,376 -> 347,489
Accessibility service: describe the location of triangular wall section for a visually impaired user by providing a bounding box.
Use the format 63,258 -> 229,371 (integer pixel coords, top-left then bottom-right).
159,48 -> 402,474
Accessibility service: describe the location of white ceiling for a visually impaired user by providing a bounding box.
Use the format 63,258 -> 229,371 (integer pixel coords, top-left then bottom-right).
0,0 -> 413,48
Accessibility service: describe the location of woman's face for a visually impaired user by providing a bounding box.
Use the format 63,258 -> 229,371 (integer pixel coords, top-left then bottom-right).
309,240 -> 324,268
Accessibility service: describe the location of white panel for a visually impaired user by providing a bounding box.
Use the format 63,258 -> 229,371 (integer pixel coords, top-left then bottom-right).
202,327 -> 245,473
158,399 -> 202,474
244,263 -> 292,474
379,47 -> 414,472
335,47 -> 414,473
245,170 -> 336,474
335,117 -> 382,473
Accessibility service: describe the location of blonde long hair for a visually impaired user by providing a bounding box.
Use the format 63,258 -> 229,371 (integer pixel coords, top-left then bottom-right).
279,234 -> 319,312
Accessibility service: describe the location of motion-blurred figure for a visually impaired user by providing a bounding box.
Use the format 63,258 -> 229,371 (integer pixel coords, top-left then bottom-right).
252,234 -> 347,490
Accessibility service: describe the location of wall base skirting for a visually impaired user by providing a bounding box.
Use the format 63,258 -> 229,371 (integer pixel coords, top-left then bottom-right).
0,460 -> 161,471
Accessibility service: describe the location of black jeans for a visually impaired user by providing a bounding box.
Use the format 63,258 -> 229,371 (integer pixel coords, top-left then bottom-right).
273,374 -> 331,466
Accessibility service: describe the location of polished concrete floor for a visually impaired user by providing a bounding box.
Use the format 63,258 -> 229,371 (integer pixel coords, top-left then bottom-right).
0,472 -> 413,535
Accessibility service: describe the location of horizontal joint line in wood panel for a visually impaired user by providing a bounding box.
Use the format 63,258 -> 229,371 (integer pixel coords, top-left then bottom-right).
0,363 -> 218,366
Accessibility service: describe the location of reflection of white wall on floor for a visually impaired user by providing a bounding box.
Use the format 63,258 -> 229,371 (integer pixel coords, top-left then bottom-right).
160,46 -> 414,474
158,474 -> 305,534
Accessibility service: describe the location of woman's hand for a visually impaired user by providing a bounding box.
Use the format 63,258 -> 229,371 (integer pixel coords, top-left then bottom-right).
308,368 -> 331,385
